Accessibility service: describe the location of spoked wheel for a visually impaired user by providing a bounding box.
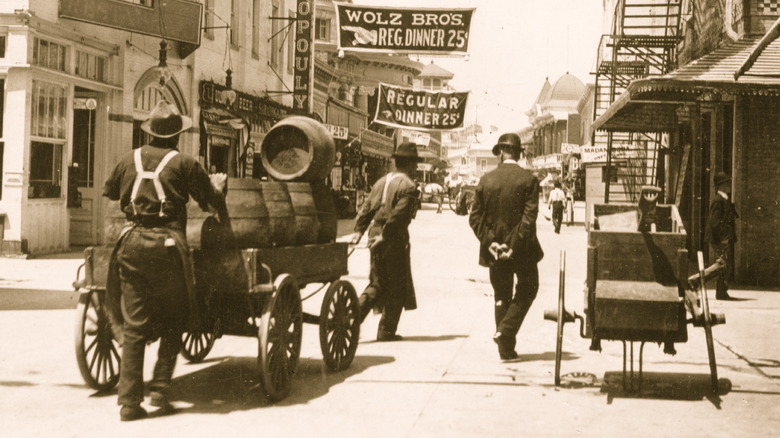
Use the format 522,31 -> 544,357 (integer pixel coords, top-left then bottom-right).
554,251 -> 566,386
319,280 -> 360,372
74,289 -> 121,391
258,274 -> 303,401
448,191 -> 459,212
697,252 -> 719,393
181,323 -> 217,363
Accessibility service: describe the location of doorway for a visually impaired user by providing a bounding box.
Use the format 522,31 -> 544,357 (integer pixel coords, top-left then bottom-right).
69,88 -> 103,246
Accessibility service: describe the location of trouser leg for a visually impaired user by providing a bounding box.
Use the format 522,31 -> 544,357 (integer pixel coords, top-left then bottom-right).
712,242 -> 730,297
149,329 -> 181,395
377,296 -> 404,336
118,322 -> 146,406
497,261 -> 539,339
489,263 -> 515,349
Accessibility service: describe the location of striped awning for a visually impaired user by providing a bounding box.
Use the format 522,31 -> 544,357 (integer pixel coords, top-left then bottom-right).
593,21 -> 780,132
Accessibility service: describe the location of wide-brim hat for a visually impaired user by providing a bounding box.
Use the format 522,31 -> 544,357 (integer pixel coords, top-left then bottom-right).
713,171 -> 731,187
492,132 -> 524,155
393,142 -> 423,160
141,100 -> 193,138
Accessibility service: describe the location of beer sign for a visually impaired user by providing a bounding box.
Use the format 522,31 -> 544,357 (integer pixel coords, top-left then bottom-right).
335,3 -> 475,55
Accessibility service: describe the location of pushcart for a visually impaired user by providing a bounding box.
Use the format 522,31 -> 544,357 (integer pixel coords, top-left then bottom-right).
73,240 -> 360,401
544,202 -> 725,393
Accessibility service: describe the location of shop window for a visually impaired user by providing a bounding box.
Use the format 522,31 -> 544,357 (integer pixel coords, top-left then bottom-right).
316,18 -> 331,41
32,38 -> 68,73
29,141 -> 63,199
76,51 -> 108,83
0,35 -> 6,58
31,81 -> 67,139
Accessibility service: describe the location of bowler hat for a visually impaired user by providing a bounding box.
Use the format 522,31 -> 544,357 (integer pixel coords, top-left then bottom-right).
393,142 -> 422,160
713,171 -> 731,187
141,100 -> 193,138
492,132 -> 524,156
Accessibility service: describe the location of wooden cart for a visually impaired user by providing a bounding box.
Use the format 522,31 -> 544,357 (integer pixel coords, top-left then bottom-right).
544,202 -> 725,392
72,241 -> 360,401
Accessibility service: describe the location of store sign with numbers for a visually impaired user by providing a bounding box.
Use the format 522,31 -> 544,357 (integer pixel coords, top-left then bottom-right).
334,3 -> 475,55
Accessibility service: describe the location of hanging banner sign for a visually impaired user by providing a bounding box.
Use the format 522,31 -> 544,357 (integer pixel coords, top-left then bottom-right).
293,0 -> 315,114
374,83 -> 468,131
335,3 -> 475,55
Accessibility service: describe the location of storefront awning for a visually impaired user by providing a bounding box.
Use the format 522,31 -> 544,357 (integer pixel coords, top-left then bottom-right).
593,27 -> 780,133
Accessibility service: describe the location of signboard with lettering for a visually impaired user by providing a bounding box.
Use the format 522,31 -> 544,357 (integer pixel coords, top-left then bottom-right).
374,83 -> 468,130
324,123 -> 349,140
59,0 -> 202,46
335,3 -> 475,55
581,144 -> 633,163
293,0 -> 314,114
400,129 -> 430,146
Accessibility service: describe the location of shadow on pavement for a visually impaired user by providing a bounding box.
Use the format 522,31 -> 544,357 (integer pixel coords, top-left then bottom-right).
361,334 -> 468,344
164,354 -> 393,413
601,371 -> 732,409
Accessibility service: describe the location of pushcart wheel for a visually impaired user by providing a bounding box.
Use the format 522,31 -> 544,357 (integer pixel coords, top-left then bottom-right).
258,274 -> 303,401
181,327 -> 216,363
319,280 -> 360,372
554,251 -> 566,386
697,252 -> 718,393
74,289 -> 120,391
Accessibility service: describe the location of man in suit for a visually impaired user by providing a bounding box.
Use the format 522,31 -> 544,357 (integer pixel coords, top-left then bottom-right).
705,171 -> 739,300
469,133 -> 544,360
351,142 -> 421,341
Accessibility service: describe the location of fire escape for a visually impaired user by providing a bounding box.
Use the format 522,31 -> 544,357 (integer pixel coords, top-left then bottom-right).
593,0 -> 682,202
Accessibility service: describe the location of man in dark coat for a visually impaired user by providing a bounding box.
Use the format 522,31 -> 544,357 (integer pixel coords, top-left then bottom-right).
705,171 -> 739,300
351,142 -> 421,341
103,100 -> 227,421
469,133 -> 544,360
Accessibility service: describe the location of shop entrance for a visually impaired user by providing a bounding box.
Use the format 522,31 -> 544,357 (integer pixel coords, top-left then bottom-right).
68,88 -> 103,246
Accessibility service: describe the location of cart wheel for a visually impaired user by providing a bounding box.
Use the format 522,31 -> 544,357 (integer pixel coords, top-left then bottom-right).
258,274 -> 303,401
74,289 -> 120,391
448,192 -> 458,212
554,251 -> 566,386
181,328 -> 216,363
319,280 -> 360,372
697,251 -> 718,393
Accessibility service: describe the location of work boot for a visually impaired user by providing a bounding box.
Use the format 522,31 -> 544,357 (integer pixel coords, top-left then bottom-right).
120,404 -> 148,422
149,391 -> 176,415
493,332 -> 518,360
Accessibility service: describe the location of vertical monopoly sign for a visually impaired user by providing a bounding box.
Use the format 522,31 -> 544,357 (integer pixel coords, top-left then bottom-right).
293,0 -> 314,114
335,3 -> 474,55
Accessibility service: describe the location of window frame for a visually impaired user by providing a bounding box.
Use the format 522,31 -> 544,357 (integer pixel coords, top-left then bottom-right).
29,80 -> 68,200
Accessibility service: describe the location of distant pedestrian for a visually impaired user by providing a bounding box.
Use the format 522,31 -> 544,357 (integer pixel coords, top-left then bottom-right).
103,101 -> 228,421
425,183 -> 445,213
351,142 -> 422,341
547,181 -> 566,234
705,171 -> 739,300
469,133 -> 544,360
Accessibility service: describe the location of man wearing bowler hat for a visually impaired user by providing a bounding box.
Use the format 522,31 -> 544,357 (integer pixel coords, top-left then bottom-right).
351,142 -> 422,341
705,171 -> 739,300
103,100 -> 227,421
469,133 -> 544,360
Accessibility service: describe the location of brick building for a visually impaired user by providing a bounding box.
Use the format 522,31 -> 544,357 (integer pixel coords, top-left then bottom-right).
593,0 -> 780,286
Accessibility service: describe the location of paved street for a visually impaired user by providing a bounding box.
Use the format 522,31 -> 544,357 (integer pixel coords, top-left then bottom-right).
1,204 -> 779,437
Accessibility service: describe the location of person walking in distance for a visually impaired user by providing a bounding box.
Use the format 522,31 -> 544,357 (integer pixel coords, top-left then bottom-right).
705,171 -> 739,300
547,180 -> 566,234
103,101 -> 228,421
469,133 -> 544,360
351,142 -> 422,341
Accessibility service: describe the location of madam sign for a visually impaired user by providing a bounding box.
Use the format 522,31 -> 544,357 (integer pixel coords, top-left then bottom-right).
335,3 -> 474,55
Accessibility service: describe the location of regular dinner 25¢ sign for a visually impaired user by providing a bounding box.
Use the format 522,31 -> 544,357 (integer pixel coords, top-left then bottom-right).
335,3 -> 475,55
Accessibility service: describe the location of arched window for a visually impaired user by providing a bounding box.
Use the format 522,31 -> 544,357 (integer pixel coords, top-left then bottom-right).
132,68 -> 188,149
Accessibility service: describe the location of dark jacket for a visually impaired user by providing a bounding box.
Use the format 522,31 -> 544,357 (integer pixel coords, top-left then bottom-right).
705,193 -> 738,245
354,172 -> 419,310
469,162 -> 544,267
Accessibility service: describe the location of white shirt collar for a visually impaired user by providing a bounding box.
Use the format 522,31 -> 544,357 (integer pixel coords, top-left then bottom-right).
502,159 -> 517,164
717,190 -> 729,200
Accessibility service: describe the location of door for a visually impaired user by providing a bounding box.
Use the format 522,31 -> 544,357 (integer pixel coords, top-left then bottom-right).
69,89 -> 103,245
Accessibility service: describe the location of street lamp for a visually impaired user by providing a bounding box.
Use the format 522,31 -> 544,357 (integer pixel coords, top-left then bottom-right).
157,40 -> 172,88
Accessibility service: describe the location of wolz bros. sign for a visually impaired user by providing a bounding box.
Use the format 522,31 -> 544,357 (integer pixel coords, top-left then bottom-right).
335,3 -> 474,55
375,84 -> 468,130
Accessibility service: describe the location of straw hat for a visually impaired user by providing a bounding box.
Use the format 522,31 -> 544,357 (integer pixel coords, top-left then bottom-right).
141,100 -> 193,138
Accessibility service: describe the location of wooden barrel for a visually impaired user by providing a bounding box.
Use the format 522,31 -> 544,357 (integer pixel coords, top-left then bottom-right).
287,182 -> 320,245
259,116 -> 335,182
310,181 -> 337,243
